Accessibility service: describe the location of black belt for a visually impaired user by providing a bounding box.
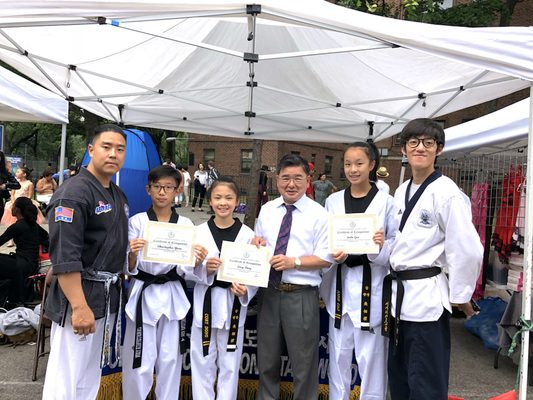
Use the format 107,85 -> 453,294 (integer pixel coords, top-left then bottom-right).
382,267 -> 442,348
202,279 -> 241,357
335,255 -> 371,330
133,268 -> 187,369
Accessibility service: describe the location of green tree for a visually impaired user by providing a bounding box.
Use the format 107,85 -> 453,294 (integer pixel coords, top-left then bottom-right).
338,0 -> 516,27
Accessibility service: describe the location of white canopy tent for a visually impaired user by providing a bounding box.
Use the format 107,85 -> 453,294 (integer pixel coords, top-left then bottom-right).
443,98 -> 530,156
0,65 -> 69,182
0,1 -> 530,142
0,65 -> 68,124
0,1 -> 532,397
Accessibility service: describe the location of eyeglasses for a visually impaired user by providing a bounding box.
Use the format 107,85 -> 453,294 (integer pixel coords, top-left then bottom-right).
149,184 -> 177,193
279,176 -> 306,184
406,138 -> 437,148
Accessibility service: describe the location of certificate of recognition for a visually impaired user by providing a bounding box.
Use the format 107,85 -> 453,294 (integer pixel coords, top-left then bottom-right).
217,241 -> 272,288
143,221 -> 195,264
329,213 -> 379,254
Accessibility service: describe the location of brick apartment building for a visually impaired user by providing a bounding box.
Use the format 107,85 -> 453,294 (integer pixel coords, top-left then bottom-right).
185,0 -> 532,195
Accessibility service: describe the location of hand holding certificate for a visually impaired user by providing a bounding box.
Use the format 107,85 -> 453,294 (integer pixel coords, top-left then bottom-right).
217,241 -> 272,288
143,221 -> 196,264
329,213 -> 379,254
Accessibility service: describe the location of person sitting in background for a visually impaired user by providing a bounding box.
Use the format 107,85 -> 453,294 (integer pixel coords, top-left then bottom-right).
0,197 -> 49,307
2,166 -> 44,247
36,168 -> 58,206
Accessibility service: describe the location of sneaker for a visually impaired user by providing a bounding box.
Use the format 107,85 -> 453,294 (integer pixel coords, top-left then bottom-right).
198,209 -> 204,212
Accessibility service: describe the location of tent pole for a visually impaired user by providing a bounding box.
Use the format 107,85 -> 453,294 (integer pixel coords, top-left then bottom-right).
518,82 -> 533,400
58,123 -> 67,185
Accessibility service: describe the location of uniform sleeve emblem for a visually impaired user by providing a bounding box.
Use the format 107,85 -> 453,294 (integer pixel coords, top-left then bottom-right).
55,206 -> 74,223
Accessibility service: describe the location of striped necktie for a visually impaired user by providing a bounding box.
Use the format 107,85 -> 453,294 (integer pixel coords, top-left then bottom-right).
269,204 -> 296,288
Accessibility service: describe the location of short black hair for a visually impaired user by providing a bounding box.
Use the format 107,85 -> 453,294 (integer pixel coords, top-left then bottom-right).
399,118 -> 445,147
91,124 -> 127,143
277,154 -> 310,175
42,168 -> 54,177
148,165 -> 182,187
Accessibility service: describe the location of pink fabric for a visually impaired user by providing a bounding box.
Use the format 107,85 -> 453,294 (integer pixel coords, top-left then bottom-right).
471,183 -> 489,299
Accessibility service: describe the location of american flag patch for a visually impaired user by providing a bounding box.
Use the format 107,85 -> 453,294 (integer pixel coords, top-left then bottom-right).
55,206 -> 74,223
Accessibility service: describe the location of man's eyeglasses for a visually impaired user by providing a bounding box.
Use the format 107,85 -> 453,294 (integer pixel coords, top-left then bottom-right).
149,184 -> 177,193
406,138 -> 437,148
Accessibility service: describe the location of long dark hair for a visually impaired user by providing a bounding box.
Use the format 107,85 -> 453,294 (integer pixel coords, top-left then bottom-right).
0,151 -> 7,176
345,141 -> 380,181
13,197 -> 38,224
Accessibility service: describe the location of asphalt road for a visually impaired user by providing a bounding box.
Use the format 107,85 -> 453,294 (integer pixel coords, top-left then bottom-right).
0,207 -> 532,399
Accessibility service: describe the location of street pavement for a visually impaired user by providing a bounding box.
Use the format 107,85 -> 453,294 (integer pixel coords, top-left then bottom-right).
0,205 -> 532,399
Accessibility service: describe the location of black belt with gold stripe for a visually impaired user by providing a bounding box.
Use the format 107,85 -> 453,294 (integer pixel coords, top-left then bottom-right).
335,255 -> 371,330
381,266 -> 442,347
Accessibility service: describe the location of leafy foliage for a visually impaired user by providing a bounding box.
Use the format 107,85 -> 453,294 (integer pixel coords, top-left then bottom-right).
338,0 -> 511,27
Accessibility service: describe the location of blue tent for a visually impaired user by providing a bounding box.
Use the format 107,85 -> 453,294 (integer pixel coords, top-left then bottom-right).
82,128 -> 161,217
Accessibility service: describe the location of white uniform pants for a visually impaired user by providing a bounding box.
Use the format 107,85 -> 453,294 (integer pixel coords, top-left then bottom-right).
190,325 -> 244,400
122,315 -> 183,400
42,314 -> 116,400
328,314 -> 388,400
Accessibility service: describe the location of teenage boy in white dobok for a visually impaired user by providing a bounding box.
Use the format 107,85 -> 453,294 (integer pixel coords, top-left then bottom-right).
384,118 -> 483,400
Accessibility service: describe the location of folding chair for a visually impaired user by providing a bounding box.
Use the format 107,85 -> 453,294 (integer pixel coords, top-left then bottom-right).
30,256 -> 52,381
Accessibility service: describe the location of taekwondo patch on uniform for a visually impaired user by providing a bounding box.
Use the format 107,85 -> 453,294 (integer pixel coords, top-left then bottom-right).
418,209 -> 433,227
95,201 -> 112,215
55,206 -> 74,223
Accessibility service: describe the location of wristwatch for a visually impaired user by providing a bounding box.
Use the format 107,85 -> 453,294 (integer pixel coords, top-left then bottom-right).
294,257 -> 302,270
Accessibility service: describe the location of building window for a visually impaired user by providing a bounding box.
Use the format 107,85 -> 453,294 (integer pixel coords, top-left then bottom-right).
324,155 -> 333,175
311,153 -> 316,164
378,148 -> 389,157
203,149 -> 215,163
393,135 -> 402,147
291,151 -> 301,156
241,149 -> 253,174
189,153 -> 195,167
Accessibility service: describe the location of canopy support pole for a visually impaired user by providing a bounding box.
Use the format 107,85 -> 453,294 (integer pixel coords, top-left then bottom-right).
58,123 -> 67,185
518,82 -> 533,400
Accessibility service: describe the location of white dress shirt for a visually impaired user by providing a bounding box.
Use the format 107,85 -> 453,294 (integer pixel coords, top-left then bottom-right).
255,195 -> 333,287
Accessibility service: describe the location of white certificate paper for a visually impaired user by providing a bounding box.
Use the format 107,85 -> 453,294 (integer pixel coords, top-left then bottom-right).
329,213 -> 379,254
143,221 -> 195,264
217,241 -> 272,288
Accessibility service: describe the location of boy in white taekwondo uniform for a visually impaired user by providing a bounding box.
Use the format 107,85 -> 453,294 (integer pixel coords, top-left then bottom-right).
122,165 -> 210,400
253,154 -> 333,400
191,178 -> 256,400
383,118 -> 483,400
320,141 -> 396,400
43,125 -> 129,400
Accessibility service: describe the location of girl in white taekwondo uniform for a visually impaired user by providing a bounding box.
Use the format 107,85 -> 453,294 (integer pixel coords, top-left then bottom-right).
191,177 -> 257,400
384,119 -> 483,400
122,166 -> 210,400
320,141 -> 396,400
